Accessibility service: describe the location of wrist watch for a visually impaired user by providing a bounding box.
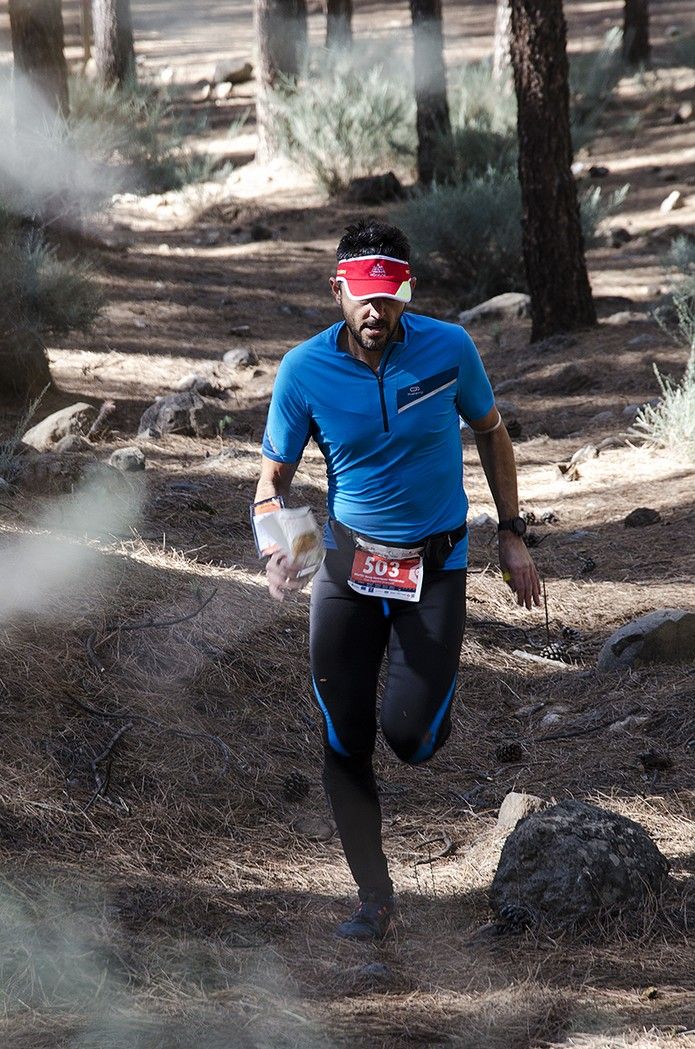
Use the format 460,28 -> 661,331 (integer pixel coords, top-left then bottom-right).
497,516 -> 527,537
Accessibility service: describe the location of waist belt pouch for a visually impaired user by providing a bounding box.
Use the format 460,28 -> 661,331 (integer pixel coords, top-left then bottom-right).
332,520 -> 466,572
422,523 -> 468,570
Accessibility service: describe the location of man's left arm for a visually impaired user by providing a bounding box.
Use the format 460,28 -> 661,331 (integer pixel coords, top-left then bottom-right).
469,406 -> 541,610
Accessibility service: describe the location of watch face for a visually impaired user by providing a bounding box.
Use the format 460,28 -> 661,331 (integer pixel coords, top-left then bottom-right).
513,516 -> 527,536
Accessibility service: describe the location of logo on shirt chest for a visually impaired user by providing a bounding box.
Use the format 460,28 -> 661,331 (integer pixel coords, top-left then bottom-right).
396,368 -> 458,413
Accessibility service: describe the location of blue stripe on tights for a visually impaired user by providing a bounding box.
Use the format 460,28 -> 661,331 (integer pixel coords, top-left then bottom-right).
312,676 -> 350,756
411,673 -> 458,764
382,599 -> 390,618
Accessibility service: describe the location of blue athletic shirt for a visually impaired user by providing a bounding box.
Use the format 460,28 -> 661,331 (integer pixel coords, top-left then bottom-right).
262,312 -> 495,568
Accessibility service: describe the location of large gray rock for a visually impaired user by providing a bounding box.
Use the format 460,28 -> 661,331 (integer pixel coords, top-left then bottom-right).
138,392 -> 232,438
598,609 -> 695,671
459,292 -> 530,326
497,792 -> 547,835
22,403 -> 97,452
490,800 -> 669,929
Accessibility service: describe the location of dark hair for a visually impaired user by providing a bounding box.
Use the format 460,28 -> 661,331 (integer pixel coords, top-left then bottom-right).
336,218 -> 410,262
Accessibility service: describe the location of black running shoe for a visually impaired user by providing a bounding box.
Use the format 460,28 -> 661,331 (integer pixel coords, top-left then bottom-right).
335,894 -> 395,940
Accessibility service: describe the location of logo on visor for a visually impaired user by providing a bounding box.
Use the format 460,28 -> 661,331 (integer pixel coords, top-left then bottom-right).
369,262 -> 387,277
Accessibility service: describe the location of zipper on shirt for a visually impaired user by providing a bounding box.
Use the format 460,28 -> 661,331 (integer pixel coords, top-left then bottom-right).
376,345 -> 395,433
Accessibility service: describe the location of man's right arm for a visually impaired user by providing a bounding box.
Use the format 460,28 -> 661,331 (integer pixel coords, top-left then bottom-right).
254,455 -> 299,505
254,456 -> 304,602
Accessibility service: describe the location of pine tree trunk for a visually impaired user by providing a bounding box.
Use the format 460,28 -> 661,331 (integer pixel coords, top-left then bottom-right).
623,0 -> 650,65
254,0 -> 308,164
509,0 -> 596,341
326,0 -> 352,50
81,0 -> 93,66
8,0 -> 69,118
92,0 -> 137,88
410,0 -> 452,186
0,330 -> 53,402
492,0 -> 512,83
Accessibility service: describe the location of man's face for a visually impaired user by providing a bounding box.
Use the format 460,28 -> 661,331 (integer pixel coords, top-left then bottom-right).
329,278 -> 407,354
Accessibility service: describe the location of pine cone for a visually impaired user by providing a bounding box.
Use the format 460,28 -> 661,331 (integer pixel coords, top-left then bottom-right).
561,626 -> 582,642
283,771 -> 311,802
495,740 -> 523,763
538,641 -> 570,662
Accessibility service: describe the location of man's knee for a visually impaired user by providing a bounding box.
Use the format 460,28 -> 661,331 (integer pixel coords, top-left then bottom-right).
381,718 -> 452,766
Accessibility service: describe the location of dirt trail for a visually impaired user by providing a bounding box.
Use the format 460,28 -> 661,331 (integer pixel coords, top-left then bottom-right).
0,2 -> 694,1047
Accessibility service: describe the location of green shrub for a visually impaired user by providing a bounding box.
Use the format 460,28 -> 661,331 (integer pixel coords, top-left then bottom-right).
68,77 -> 218,194
268,54 -> 415,194
392,170 -> 625,306
391,170 -> 523,304
631,246 -> 695,461
570,28 -> 624,150
580,183 -> 630,245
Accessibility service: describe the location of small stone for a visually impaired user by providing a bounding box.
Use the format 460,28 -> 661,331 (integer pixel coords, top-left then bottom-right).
674,101 -> 693,124
497,791 -> 547,834
468,513 -> 496,527
604,311 -> 651,325
213,82 -> 234,101
596,436 -> 627,451
624,507 -> 661,528
228,324 -> 251,336
174,374 -> 218,396
589,165 -> 610,178
606,227 -> 632,247
539,711 -> 563,729
608,714 -> 650,733
222,348 -> 259,369
109,447 -> 146,472
665,25 -> 682,37
213,60 -> 253,85
194,81 -> 212,103
571,161 -> 585,176
660,190 -> 684,213
291,815 -> 335,842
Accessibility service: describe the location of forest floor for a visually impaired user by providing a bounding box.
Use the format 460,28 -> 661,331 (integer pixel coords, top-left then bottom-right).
0,2 -> 694,1047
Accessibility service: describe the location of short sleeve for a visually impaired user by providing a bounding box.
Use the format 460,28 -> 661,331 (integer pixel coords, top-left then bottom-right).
455,329 -> 495,423
261,353 -> 312,463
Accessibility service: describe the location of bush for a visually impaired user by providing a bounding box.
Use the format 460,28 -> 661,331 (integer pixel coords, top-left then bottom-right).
391,170 -> 524,304
0,206 -> 102,397
392,169 -> 625,306
580,183 -> 630,245
68,77 -> 218,195
570,28 -> 624,150
268,54 -> 415,194
631,245 -> 695,461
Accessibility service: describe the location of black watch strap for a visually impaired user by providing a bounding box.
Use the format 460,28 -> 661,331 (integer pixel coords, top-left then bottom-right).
498,516 -> 527,537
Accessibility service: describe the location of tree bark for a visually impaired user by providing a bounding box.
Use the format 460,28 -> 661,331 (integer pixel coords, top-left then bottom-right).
92,0 -> 137,88
623,0 -> 650,66
410,0 -> 452,186
492,0 -> 512,83
254,0 -> 308,164
81,0 -> 93,66
0,330 -> 52,402
8,0 -> 69,118
326,0 -> 352,50
509,0 -> 596,341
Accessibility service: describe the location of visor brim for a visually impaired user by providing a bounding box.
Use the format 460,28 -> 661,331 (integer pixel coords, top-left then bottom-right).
338,278 -> 412,303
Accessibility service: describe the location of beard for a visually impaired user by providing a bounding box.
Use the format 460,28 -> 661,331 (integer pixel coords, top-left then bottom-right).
343,312 -> 401,354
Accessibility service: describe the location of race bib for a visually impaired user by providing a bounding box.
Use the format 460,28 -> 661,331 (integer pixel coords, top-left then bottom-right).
348,549 -> 423,603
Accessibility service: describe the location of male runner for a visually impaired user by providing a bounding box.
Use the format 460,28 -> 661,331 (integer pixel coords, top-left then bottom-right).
254,218 -> 540,940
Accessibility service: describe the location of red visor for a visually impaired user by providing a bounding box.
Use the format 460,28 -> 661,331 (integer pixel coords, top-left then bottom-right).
335,255 -> 412,302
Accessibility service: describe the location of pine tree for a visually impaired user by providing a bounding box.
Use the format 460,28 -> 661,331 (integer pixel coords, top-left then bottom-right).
92,0 -> 137,88
326,0 -> 352,51
509,0 -> 596,340
409,0 -> 452,185
8,0 -> 69,117
254,0 -> 308,163
623,0 -> 650,66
